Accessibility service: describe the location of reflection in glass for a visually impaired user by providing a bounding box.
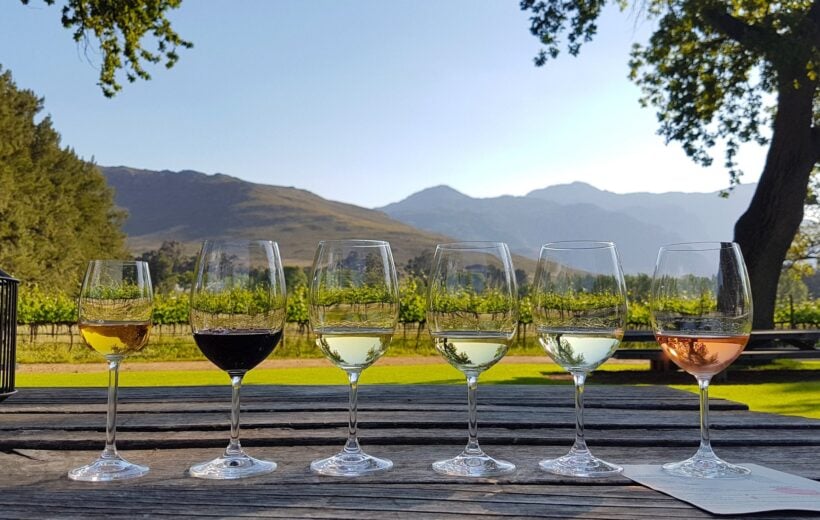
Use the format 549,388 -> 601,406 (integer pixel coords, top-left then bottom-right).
188,240 -> 286,479
309,240 -> 399,477
651,242 -> 752,478
427,242 -> 518,477
532,241 -> 627,478
69,260 -> 153,482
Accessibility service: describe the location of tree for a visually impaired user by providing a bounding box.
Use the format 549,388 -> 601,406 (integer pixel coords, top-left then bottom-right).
404,250 -> 434,285
0,67 -> 127,291
136,240 -> 196,293
521,0 -> 819,328
20,0 -> 191,97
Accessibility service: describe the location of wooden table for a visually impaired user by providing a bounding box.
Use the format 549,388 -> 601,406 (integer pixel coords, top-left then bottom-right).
0,384 -> 818,519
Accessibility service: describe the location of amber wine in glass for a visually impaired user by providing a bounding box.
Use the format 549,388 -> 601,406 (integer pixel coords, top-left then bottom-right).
69,260 -> 153,482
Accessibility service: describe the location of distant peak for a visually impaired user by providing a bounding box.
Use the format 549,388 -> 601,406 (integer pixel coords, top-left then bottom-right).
380,185 -> 470,209
526,181 -> 605,197
419,185 -> 465,196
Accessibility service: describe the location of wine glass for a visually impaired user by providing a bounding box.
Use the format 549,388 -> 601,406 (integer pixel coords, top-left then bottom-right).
308,239 -> 399,476
69,260 -> 153,482
427,242 -> 518,477
532,241 -> 627,478
650,242 -> 752,478
189,240 -> 287,479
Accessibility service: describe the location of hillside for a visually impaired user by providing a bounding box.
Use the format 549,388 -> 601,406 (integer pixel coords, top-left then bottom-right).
101,167 -> 458,268
380,183 -> 756,273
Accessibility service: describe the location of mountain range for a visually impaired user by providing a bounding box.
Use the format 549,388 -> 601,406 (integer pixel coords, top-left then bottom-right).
101,166 -> 455,269
101,167 -> 755,274
378,183 -> 755,273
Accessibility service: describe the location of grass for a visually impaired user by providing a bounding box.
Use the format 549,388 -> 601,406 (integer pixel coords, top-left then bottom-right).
15,362 -> 572,387
670,382 -> 820,419
15,359 -> 820,420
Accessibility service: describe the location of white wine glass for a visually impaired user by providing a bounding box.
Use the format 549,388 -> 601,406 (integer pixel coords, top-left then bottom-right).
427,242 -> 518,477
309,239 -> 399,476
650,242 -> 752,478
69,260 -> 153,482
189,240 -> 287,479
532,241 -> 627,478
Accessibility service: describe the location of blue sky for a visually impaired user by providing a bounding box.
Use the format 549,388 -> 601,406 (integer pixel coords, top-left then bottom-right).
2,1 -> 765,208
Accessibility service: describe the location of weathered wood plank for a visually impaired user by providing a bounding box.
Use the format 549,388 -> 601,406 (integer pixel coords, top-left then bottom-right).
0,446 -> 814,519
1,407 -> 812,431
0,386 -> 816,519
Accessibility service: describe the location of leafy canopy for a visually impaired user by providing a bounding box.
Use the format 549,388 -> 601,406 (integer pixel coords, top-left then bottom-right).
521,0 -> 819,187
21,0 -> 192,97
0,67 -> 127,291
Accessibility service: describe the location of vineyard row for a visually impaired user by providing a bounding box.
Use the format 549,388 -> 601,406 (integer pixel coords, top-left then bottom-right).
15,285 -> 820,329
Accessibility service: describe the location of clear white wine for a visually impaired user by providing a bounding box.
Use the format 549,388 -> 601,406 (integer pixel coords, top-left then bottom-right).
537,328 -> 623,372
431,331 -> 512,374
315,328 -> 392,370
79,321 -> 151,357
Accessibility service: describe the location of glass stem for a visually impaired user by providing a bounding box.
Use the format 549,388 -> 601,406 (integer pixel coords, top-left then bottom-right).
344,371 -> 362,454
102,357 -> 122,459
571,372 -> 589,454
225,374 -> 245,457
465,373 -> 482,455
696,376 -> 715,458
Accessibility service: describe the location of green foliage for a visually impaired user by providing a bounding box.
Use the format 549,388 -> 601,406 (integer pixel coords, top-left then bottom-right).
0,68 -> 128,291
521,1 -> 819,330
286,284 -> 309,326
136,241 -> 196,293
17,287 -> 76,324
21,0 -> 192,97
399,278 -> 426,324
522,0 -> 818,187
16,273 -> 820,329
152,293 -> 189,325
190,287 -> 285,316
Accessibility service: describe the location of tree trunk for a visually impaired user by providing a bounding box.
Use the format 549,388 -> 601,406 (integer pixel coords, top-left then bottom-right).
734,77 -> 819,329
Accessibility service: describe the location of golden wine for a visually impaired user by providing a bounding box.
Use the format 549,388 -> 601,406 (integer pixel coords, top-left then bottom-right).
79,321 -> 151,357
656,333 -> 748,377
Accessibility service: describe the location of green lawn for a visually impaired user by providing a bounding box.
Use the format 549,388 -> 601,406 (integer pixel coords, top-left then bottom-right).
671,382 -> 820,419
15,360 -> 820,420
16,363 -> 566,387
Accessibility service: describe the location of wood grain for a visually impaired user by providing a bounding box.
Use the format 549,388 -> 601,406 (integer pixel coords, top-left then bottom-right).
0,385 -> 817,519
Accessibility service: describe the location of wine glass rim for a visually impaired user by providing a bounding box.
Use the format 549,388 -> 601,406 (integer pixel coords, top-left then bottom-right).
317,239 -> 390,247
660,241 -> 738,252
541,240 -> 615,250
88,259 -> 147,265
201,239 -> 279,246
436,241 -> 508,250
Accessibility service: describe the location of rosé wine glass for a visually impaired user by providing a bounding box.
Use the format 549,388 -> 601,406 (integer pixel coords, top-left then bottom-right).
650,242 -> 752,478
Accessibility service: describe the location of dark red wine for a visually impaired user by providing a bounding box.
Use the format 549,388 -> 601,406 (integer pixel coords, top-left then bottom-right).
194,329 -> 282,373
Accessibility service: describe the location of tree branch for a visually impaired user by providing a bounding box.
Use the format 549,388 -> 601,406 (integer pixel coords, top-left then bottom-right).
697,2 -> 773,53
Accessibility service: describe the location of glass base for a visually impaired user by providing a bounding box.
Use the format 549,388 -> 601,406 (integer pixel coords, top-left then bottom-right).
310,451 -> 392,477
189,452 -> 276,480
663,453 -> 750,479
68,454 -> 148,482
433,452 -> 516,478
539,448 -> 622,478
